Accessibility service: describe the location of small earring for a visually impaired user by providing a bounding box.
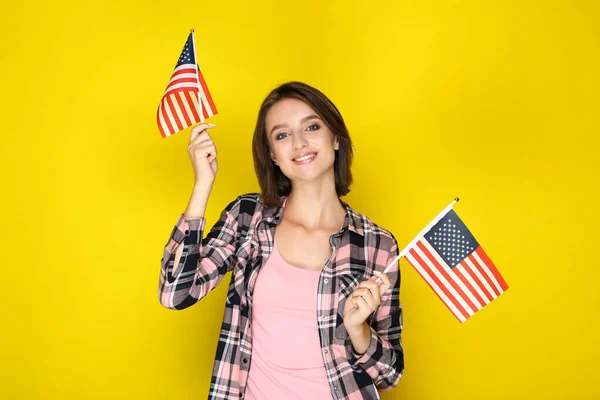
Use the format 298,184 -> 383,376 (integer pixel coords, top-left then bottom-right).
273,160 -> 279,166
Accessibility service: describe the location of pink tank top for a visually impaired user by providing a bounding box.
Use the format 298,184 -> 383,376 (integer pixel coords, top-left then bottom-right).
244,239 -> 333,400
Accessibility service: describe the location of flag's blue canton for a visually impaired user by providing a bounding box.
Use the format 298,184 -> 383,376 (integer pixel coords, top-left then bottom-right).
424,210 -> 480,268
175,33 -> 196,68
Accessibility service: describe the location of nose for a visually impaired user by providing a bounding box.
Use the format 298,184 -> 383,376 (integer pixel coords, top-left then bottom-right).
292,132 -> 308,151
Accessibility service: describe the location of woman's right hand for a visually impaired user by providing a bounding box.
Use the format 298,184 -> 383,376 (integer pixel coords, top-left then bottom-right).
188,123 -> 218,188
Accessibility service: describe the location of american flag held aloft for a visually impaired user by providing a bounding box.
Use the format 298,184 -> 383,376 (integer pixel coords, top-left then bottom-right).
157,31 -> 217,138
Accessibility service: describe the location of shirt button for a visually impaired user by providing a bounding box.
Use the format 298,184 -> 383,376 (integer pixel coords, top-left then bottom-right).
184,230 -> 190,235
324,278 -> 329,283
243,358 -> 248,363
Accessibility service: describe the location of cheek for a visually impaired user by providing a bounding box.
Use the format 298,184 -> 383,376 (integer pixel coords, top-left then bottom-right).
321,138 -> 338,157
324,133 -> 338,151
317,148 -> 337,167
271,142 -> 284,157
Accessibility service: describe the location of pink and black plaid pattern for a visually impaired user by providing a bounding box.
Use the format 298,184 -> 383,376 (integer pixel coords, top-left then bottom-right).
158,193 -> 404,399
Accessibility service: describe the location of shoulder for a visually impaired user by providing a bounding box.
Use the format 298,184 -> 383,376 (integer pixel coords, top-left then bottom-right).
364,214 -> 398,250
235,192 -> 263,212
346,204 -> 399,253
225,192 -> 278,221
222,192 -> 262,216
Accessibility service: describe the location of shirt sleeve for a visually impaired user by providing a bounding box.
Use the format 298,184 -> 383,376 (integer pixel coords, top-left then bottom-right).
157,196 -> 243,310
346,238 -> 404,391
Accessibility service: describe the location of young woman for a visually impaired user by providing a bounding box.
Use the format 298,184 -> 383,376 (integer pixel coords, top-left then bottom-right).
158,82 -> 404,400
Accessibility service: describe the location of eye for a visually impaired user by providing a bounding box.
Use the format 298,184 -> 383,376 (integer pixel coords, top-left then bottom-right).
306,124 -> 319,131
275,132 -> 290,140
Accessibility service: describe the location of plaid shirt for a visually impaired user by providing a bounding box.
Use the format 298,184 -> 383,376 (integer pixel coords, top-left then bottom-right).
158,193 -> 404,400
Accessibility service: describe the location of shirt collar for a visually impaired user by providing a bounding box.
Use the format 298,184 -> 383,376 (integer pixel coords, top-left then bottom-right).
262,196 -> 365,237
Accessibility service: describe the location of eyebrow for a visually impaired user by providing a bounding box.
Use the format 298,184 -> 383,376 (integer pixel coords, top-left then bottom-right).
270,114 -> 321,135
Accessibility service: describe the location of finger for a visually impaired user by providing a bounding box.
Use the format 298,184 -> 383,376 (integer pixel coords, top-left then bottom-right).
353,287 -> 380,307
189,123 -> 215,142
351,287 -> 371,299
359,279 -> 380,293
357,289 -> 378,310
191,130 -> 214,146
368,274 -> 384,283
373,272 -> 392,296
355,296 -> 371,314
355,283 -> 378,302
362,286 -> 381,307
370,274 -> 383,285
194,141 -> 217,156
196,144 -> 217,161
374,271 -> 392,286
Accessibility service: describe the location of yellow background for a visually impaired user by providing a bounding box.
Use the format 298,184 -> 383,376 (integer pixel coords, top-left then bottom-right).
2,0 -> 599,399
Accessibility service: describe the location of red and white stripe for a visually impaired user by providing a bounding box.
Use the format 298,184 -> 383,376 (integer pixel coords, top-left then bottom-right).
157,64 -> 217,138
405,239 -> 509,323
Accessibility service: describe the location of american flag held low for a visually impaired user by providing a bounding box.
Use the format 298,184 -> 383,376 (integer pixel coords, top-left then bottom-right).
403,204 -> 509,323
157,30 -> 217,138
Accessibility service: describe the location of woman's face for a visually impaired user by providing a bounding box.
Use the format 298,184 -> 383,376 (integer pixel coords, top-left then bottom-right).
265,98 -> 339,183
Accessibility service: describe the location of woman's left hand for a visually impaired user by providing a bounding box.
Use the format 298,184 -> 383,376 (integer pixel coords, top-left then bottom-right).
342,272 -> 393,333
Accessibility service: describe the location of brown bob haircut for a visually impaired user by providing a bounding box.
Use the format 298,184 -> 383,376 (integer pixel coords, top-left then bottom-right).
252,81 -> 354,207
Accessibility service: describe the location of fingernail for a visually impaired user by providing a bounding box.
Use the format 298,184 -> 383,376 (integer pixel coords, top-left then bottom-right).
373,271 -> 382,275
376,278 -> 383,285
208,123 -> 216,127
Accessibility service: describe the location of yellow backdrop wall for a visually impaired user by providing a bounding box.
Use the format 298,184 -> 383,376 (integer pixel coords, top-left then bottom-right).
2,0 -> 598,399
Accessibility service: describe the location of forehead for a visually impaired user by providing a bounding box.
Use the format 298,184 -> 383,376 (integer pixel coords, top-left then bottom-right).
265,98 -> 317,129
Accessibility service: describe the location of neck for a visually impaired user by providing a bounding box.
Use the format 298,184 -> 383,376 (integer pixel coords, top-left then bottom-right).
284,172 -> 346,230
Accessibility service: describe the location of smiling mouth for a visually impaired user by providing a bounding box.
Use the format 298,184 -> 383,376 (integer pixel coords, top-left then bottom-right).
293,153 -> 317,162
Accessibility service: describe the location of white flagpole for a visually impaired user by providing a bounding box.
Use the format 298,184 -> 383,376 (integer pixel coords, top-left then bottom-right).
382,198 -> 460,274
190,29 -> 204,123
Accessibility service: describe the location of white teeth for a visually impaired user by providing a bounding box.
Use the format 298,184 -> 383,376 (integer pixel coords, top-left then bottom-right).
294,153 -> 316,162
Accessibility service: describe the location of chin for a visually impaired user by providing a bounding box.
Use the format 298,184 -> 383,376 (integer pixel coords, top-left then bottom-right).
290,163 -> 335,182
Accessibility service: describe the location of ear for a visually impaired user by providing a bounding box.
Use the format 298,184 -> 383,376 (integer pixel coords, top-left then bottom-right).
334,137 -> 340,151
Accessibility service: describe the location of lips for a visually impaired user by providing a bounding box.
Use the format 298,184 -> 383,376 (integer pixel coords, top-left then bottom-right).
292,152 -> 317,162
